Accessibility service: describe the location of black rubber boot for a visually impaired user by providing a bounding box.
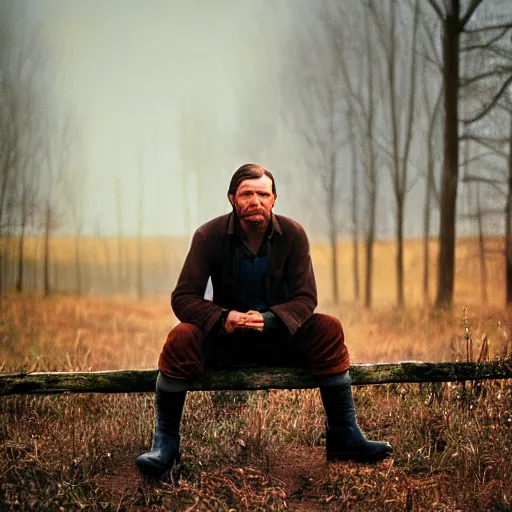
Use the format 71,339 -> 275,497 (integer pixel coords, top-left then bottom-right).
321,380 -> 392,463
136,388 -> 185,479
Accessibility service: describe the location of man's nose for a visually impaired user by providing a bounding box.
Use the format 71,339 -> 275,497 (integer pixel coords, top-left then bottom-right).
248,194 -> 260,206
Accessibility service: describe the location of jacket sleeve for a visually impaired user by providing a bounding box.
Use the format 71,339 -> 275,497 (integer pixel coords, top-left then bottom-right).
171,228 -> 225,335
269,225 -> 317,335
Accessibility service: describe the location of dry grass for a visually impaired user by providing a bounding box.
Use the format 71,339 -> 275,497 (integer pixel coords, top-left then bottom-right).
1,294 -> 512,511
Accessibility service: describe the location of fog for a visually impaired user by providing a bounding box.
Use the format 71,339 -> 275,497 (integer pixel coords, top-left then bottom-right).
11,1 -> 312,237
3,0 -> 462,240
2,0 -> 511,302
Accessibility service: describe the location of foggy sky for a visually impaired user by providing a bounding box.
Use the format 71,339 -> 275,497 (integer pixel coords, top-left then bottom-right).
7,1 -> 504,241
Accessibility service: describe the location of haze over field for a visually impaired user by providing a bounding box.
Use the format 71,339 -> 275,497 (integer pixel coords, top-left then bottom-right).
2,0 -> 511,307
2,0 -> 507,239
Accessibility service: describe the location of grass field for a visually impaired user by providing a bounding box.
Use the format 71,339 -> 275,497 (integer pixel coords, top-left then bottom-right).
1,236 -> 511,511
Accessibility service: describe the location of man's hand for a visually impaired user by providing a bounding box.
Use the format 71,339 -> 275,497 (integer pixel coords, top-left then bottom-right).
225,310 -> 265,333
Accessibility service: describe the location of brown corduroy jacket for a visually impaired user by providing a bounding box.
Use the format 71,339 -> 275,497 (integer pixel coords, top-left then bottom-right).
171,212 -> 318,337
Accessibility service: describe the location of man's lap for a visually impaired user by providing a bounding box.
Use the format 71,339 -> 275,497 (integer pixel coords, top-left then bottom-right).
205,328 -> 303,369
158,313 -> 349,378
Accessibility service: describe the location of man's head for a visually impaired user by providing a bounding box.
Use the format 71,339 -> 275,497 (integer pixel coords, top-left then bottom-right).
228,163 -> 277,229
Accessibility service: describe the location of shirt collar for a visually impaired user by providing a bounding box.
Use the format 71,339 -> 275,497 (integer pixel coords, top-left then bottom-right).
228,211 -> 282,238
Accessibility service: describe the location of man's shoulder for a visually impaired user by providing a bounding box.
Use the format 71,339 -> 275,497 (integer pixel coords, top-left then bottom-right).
196,213 -> 231,236
274,214 -> 308,238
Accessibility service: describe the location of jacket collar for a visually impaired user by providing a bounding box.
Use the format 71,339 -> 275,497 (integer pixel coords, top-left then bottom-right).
227,211 -> 282,238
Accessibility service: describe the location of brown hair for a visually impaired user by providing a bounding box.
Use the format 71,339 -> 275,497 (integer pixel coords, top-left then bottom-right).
227,163 -> 277,197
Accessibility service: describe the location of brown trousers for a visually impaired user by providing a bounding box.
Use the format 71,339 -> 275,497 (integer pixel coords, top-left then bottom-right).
158,313 -> 350,380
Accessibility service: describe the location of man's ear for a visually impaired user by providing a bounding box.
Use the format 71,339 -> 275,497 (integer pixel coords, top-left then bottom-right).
228,194 -> 235,207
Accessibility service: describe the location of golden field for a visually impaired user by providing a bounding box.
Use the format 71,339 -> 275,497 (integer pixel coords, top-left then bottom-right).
0,234 -> 506,306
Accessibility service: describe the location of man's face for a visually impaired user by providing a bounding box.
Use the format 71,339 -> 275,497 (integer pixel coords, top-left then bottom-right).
229,175 -> 276,227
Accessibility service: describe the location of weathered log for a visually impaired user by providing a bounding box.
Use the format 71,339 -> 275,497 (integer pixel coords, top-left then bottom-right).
1,361 -> 511,396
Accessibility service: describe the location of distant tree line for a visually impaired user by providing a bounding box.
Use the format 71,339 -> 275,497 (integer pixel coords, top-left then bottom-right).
1,0 -> 511,309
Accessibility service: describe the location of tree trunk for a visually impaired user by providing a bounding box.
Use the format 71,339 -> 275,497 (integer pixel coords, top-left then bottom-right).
423,157 -> 433,307
365,181 -> 376,309
15,195 -> 27,292
349,110 -> 360,302
15,230 -> 24,292
136,160 -> 144,300
423,85 -> 442,308
329,221 -> 339,305
103,236 -> 113,295
396,197 -> 404,307
363,5 -> 377,310
0,159 -> 13,295
475,183 -> 488,304
506,110 -> 512,305
115,178 -> 125,294
328,98 -> 339,305
43,203 -> 51,297
75,233 -> 81,296
436,4 -> 460,308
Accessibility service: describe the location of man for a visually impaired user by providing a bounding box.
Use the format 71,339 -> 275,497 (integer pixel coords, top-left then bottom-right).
136,163 -> 392,479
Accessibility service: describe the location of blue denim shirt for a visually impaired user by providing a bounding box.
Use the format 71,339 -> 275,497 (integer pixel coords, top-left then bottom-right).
235,239 -> 282,330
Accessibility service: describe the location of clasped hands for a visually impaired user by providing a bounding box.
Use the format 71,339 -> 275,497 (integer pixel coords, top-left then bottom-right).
224,310 -> 264,334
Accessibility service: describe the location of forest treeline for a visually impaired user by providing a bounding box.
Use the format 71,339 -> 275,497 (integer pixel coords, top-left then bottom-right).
1,1 -> 511,308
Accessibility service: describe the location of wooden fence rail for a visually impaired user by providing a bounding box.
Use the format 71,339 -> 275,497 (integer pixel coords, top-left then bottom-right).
1,361 -> 511,396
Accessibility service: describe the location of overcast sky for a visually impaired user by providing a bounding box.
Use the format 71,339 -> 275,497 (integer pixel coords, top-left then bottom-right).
19,1 -> 305,237
7,1 -> 504,241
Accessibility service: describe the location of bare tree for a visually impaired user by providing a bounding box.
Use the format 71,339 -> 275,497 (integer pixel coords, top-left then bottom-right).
361,1 -> 382,309
12,29 -> 45,293
426,0 -> 511,307
281,2 -> 352,305
461,107 -> 511,304
41,112 -> 72,297
421,80 -> 442,307
136,151 -> 144,300
0,8 -> 47,294
336,8 -> 366,304
456,2 -> 512,305
115,177 -> 126,293
61,138 -> 86,296
340,69 -> 362,303
0,8 -> 19,293
369,0 -> 420,307
506,108 -> 512,303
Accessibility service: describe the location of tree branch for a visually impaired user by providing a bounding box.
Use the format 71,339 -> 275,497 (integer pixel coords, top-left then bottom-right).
461,134 -> 511,144
464,22 -> 512,34
420,17 -> 443,71
461,28 -> 511,52
462,174 -> 506,196
459,0 -> 485,30
459,151 -> 499,167
426,0 -> 444,20
460,135 -> 509,159
461,67 -> 511,88
462,75 -> 512,125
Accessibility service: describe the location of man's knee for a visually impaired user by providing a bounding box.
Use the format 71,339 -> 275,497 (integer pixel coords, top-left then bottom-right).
299,313 -> 349,375
158,323 -> 205,379
308,313 -> 344,341
162,323 -> 204,353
